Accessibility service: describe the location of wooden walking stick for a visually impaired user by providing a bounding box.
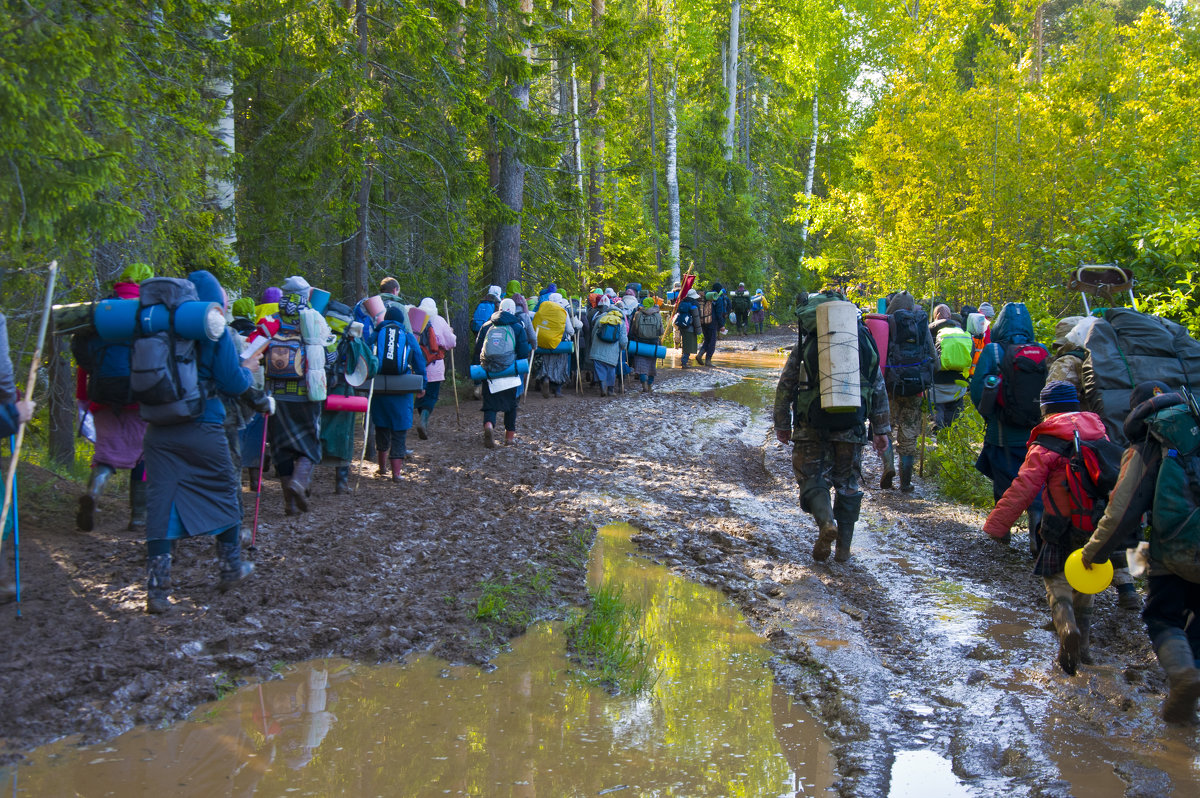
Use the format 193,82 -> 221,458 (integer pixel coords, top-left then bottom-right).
443,299 -> 461,428
575,298 -> 583,394
354,377 -> 376,493
0,261 -> 57,574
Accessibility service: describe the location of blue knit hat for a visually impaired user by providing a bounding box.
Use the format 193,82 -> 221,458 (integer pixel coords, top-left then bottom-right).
1040,380 -> 1079,415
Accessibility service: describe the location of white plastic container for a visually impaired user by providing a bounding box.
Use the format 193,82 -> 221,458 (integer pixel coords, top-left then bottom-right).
816,300 -> 861,411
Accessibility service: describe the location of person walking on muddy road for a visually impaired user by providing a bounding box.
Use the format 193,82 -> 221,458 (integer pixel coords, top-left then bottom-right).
674,289 -> 702,368
698,283 -> 728,367
0,310 -> 36,604
472,297 -> 532,447
880,291 -> 935,493
730,283 -> 752,335
774,290 -> 890,563
969,301 -> 1050,557
629,296 -> 664,393
371,305 -> 426,478
928,303 -> 972,432
1081,381 -> 1200,724
590,297 -> 628,397
751,289 -> 768,334
414,297 -> 456,438
983,381 -> 1115,676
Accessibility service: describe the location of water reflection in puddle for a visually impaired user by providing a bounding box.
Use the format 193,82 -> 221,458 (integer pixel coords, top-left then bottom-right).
7,523 -> 835,797
888,749 -> 971,797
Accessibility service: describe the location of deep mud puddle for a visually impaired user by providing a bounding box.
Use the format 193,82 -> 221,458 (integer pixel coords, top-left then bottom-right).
4,523 -> 835,796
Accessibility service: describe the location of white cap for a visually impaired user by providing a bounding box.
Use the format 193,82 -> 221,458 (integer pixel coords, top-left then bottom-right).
488,285 -> 502,299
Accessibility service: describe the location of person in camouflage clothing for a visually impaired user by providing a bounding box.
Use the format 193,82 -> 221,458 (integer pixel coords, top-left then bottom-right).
774,293 -> 891,563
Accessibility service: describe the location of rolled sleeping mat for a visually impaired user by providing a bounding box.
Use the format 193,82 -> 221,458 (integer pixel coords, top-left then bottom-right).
308,288 -> 331,315
627,340 -> 667,359
305,343 -> 328,401
325,393 -> 369,413
373,373 -> 426,394
535,341 -> 574,354
864,314 -> 889,373
469,359 -> 530,381
51,301 -> 99,335
363,295 -> 386,323
93,299 -> 225,342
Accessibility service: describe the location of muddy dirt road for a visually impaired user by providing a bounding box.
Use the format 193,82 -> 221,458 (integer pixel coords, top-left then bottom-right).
2,329 -> 1198,795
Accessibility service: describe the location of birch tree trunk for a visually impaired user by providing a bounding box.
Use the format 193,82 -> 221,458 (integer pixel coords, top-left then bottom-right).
723,0 -> 741,162
665,62 -> 680,285
205,9 -> 236,266
798,86 -> 819,263
647,53 -> 662,274
586,0 -> 606,272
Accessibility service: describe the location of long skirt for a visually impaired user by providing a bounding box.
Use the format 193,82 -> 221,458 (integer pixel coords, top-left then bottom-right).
269,399 -> 323,465
92,406 -> 146,470
536,352 -> 571,385
632,354 -> 657,380
144,422 -> 240,541
594,360 -> 617,389
372,391 -> 414,432
680,331 -> 698,356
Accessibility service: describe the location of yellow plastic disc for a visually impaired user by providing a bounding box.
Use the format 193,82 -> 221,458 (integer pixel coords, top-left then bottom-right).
1064,548 -> 1113,595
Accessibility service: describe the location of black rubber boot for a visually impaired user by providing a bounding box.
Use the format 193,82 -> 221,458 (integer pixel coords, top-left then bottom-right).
146,553 -> 172,614
1157,633 -> 1200,724
416,408 -> 430,440
217,541 -> 254,592
1027,509 -> 1043,559
1052,599 -> 1081,676
287,457 -> 313,513
76,464 -> 115,532
334,466 -> 351,495
899,455 -> 915,493
128,476 -> 148,532
880,444 -> 896,489
804,489 -> 837,563
1077,606 -> 1094,666
833,492 -> 863,563
1116,580 -> 1142,611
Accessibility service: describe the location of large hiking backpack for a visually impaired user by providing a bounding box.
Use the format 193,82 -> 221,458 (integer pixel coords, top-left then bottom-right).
885,308 -> 934,396
1146,402 -> 1200,582
936,327 -> 974,373
698,298 -> 714,327
533,301 -> 568,349
1035,431 -> 1124,546
675,303 -> 694,330
471,299 -> 498,334
731,292 -> 752,315
130,277 -> 206,426
595,310 -> 623,343
376,321 -> 411,376
418,321 -> 443,364
792,291 -> 879,431
997,342 -> 1049,428
480,323 -> 517,372
72,333 -> 133,407
634,309 -> 661,342
266,323 -> 306,380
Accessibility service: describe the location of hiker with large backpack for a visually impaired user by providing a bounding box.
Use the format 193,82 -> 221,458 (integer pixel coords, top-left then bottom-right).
532,293 -> 578,398
629,296 -> 664,393
698,283 -> 727,367
70,262 -> 153,533
370,305 -> 426,479
141,271 -> 274,615
983,381 -> 1121,676
929,303 -> 973,432
1081,381 -> 1200,724
590,296 -> 629,397
970,301 -> 1050,556
471,297 -> 532,447
413,297 -> 457,437
881,291 -> 936,492
730,283 -> 752,335
751,289 -> 768,334
674,289 -> 702,368
774,290 -> 890,563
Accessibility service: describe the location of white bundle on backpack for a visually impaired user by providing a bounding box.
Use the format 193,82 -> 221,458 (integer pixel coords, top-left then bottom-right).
300,308 -> 330,401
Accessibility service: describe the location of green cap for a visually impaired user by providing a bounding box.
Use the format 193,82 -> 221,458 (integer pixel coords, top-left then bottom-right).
119,262 -> 153,284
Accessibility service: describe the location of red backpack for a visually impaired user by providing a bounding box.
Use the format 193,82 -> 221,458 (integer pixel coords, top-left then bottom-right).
419,322 -> 443,363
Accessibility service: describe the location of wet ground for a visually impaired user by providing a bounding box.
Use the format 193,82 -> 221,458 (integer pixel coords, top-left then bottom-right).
2,329 -> 1199,795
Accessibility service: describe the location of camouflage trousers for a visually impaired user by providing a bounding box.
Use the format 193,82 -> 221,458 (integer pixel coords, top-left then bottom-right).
1044,573 -> 1095,615
791,439 -> 865,526
890,393 -> 924,457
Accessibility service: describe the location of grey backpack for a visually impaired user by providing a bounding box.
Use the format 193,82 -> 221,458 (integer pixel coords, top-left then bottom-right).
130,278 -> 206,425
480,324 -> 517,373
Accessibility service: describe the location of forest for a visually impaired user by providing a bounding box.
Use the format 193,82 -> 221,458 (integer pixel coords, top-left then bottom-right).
2,0 -> 1198,331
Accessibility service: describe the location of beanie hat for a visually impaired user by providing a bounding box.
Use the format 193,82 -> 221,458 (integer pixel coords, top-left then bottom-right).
261,286 -> 282,304
282,275 -> 311,293
231,297 -> 256,319
384,304 -> 407,324
1130,380 -> 1171,410
1039,380 -> 1080,415
487,285 -> 502,300
597,295 -> 611,308
979,302 -> 995,319
642,297 -> 654,308
119,262 -> 153,284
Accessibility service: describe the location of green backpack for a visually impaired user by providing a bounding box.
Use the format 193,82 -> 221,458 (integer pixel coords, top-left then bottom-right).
936,327 -> 974,373
1147,403 -> 1200,582
791,292 -> 879,431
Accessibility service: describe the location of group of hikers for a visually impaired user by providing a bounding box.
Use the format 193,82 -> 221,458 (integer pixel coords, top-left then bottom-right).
774,288 -> 1200,725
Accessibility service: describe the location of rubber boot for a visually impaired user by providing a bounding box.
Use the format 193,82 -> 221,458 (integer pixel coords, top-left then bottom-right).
287,456 -> 313,513
880,444 -> 896,489
283,486 -> 295,516
128,476 -> 148,532
704,354 -> 713,367
217,541 -> 254,592
541,378 -> 551,399
554,384 -> 563,397
646,379 -> 653,394
833,492 -> 863,563
246,467 -> 261,493
1077,606 -> 1094,666
334,466 -> 351,495
1027,509 -> 1043,560
1052,599 -> 1081,676
483,422 -> 495,449
640,377 -> 648,393
804,489 -> 838,563
416,408 -> 430,440
376,450 -> 390,477
76,464 -> 115,532
146,553 -> 172,614
1157,633 -> 1200,724
1116,579 -> 1142,611
390,458 -> 404,482
505,430 -> 517,446
899,455 -> 915,493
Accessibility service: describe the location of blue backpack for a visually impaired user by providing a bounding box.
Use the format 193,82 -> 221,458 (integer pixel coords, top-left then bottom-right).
72,333 -> 133,407
471,300 -> 498,334
376,321 -> 411,376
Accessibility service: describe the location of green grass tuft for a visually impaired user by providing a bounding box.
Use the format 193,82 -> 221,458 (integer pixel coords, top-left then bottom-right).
474,566 -> 555,627
566,582 -> 657,696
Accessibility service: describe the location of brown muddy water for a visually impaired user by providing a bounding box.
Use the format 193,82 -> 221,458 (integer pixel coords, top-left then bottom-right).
4,523 -> 835,796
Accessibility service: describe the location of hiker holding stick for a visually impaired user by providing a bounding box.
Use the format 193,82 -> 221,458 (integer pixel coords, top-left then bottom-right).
413,298 -> 457,439
1,310 -> 39,605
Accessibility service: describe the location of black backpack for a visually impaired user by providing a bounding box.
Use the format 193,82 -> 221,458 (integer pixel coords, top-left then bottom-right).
129,278 -> 207,426
885,308 -> 935,396
998,343 -> 1050,428
376,321 -> 411,376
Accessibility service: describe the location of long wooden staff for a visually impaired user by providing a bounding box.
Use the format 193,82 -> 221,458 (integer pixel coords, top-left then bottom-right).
0,261 -> 57,564
444,299 -> 460,428
354,377 -> 376,493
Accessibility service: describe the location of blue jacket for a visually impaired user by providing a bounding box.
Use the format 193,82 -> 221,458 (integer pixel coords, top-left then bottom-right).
189,271 -> 252,425
969,302 -> 1039,446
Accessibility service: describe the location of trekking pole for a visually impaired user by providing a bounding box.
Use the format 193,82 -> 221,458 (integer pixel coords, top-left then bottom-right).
443,299 -> 461,429
575,299 -> 583,394
0,260 -> 57,570
250,411 -> 269,550
918,394 -> 927,478
7,436 -> 21,617
354,378 -> 376,493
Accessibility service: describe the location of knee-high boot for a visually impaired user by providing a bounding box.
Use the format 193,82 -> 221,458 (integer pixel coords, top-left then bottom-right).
146,553 -> 172,614
128,476 -> 148,532
803,488 -> 838,563
880,444 -> 896,489
287,456 -> 313,513
1156,632 -> 1200,724
1077,606 -> 1094,665
899,455 -> 915,493
334,465 -> 351,494
217,541 -> 254,591
833,492 -> 863,563
77,464 -> 115,532
1052,599 -> 1081,676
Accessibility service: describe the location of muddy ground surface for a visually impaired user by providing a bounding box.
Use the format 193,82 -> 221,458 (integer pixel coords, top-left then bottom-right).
2,329 -> 1198,795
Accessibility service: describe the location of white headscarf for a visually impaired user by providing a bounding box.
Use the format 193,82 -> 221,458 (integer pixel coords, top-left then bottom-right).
419,297 -> 439,318
499,298 -> 516,314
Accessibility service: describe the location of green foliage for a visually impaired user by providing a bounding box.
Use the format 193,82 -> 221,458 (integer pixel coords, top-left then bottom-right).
565,581 -> 657,696
474,565 -> 555,628
929,403 -> 996,509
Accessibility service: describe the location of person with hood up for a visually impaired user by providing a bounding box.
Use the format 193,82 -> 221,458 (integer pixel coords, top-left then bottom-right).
590,296 -> 628,396
142,271 -> 273,614
73,262 -> 153,533
970,301 -> 1049,556
675,289 -> 702,368
1080,381 -> 1200,723
413,297 -> 457,438
471,297 -> 532,447
371,305 -> 426,478
880,291 -> 936,492
629,296 -> 664,393
977,302 -> 995,345
984,381 -> 1110,676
